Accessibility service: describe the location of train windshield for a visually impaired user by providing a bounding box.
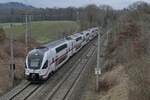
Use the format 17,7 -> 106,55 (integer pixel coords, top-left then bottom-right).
30,59 -> 41,67
28,52 -> 43,69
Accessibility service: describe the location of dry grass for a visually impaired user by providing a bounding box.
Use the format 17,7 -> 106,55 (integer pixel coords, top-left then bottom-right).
0,65 -> 10,95
0,28 -> 6,41
0,38 -> 36,96
125,56 -> 150,100
100,65 -> 129,100
79,63 -> 129,100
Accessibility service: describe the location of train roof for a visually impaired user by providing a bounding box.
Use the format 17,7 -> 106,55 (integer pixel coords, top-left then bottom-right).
82,30 -> 90,34
75,33 -> 83,35
43,38 -> 67,48
68,35 -> 76,39
69,33 -> 82,39
28,39 -> 67,55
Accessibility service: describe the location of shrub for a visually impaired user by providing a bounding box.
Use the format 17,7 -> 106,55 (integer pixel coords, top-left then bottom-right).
0,28 -> 6,41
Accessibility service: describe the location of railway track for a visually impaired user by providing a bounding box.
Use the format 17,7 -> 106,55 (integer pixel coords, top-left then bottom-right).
0,38 -> 97,100
45,45 -> 96,100
11,84 -> 41,100
0,81 -> 41,100
26,39 -> 97,100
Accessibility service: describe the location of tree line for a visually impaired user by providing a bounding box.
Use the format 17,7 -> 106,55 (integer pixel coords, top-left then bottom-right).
0,7 -> 78,23
0,1 -> 149,29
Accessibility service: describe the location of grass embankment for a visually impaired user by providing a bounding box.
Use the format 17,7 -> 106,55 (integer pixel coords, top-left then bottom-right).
0,21 -> 79,43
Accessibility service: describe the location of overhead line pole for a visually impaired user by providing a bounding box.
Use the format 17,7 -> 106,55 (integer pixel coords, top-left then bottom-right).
10,24 -> 15,87
28,15 -> 32,50
24,0 -> 32,54
10,8 -> 15,87
25,15 -> 28,54
95,27 -> 102,91
75,10 -> 79,33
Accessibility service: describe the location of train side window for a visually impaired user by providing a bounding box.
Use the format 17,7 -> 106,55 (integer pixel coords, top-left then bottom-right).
86,33 -> 89,36
56,44 -> 67,53
76,37 -> 82,41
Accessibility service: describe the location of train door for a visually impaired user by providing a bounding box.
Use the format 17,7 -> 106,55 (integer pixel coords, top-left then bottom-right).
82,35 -> 86,46
55,44 -> 68,69
67,41 -> 72,57
49,49 -> 56,72
70,40 -> 75,56
85,32 -> 90,42
75,36 -> 82,51
72,39 -> 76,54
89,30 -> 93,40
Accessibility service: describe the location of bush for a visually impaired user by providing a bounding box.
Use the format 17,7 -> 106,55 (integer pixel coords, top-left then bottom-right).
104,4 -> 150,100
0,28 -> 6,41
126,56 -> 150,100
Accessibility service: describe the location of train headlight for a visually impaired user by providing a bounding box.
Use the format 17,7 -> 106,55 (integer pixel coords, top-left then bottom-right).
25,69 -> 30,75
39,70 -> 45,75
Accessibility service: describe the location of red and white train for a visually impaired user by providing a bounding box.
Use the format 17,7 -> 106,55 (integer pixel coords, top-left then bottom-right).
25,27 -> 98,81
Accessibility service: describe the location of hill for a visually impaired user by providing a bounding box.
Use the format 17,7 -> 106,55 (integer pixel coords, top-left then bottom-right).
0,2 -> 78,23
0,2 -> 34,10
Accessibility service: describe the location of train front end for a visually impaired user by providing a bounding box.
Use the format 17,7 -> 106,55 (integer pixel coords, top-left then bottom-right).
25,49 -> 48,81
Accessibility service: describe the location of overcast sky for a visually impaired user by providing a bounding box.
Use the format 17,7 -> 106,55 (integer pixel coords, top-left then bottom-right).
0,0 -> 149,9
